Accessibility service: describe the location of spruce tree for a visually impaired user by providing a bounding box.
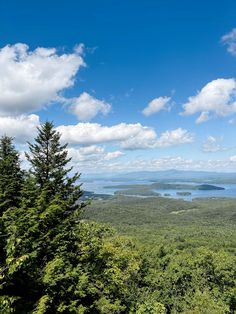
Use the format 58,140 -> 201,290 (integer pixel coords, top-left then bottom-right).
0,136 -> 23,306
26,121 -> 82,205
0,136 -> 23,215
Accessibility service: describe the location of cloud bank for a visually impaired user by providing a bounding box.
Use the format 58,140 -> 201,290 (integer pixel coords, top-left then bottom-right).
57,122 -> 193,150
73,156 -> 236,173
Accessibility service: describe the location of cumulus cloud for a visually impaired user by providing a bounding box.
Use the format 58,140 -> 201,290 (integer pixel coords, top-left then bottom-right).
221,28 -> 236,56
182,78 -> 236,123
155,128 -> 194,147
0,114 -> 39,143
69,92 -> 111,121
57,122 -> 156,148
67,146 -> 124,166
0,43 -> 85,116
142,96 -> 171,116
57,122 -> 193,150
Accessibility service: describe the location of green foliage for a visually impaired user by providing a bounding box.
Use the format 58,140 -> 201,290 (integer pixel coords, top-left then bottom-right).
134,300 -> 165,314
85,195 -> 236,313
26,121 -> 81,203
0,296 -> 17,314
0,136 -> 23,214
0,136 -> 24,294
36,222 -> 143,313
2,207 -> 144,313
145,247 -> 236,313
182,289 -> 228,314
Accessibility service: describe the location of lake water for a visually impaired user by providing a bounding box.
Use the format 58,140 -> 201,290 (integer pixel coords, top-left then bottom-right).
81,179 -> 236,201
81,179 -> 150,195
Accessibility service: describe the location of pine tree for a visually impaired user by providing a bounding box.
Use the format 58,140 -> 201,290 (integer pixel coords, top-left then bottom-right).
0,136 -> 23,304
0,136 -> 23,215
26,121 -> 82,205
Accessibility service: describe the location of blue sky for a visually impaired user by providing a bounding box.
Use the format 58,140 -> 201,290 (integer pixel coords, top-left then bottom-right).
0,0 -> 236,172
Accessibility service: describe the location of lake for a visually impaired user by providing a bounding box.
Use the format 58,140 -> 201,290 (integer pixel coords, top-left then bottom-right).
80,179 -> 236,201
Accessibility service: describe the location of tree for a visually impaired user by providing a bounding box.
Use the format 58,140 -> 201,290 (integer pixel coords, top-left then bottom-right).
0,136 -> 23,215
181,289 -> 228,314
134,300 -> 165,314
0,136 -> 24,312
26,121 -> 81,204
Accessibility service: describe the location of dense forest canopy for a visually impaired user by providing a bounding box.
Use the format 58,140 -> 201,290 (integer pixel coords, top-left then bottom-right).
0,122 -> 235,313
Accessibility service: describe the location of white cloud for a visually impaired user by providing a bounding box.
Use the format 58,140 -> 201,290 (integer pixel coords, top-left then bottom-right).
57,122 -> 193,150
104,151 -> 124,160
0,43 -> 85,116
67,146 -> 124,166
221,28 -> 236,56
74,43 -> 85,55
155,128 -> 194,147
230,155 -> 236,162
69,92 -> 111,121
182,78 -> 236,123
57,122 -> 156,149
120,126 -> 157,150
71,145 -> 104,156
0,114 -> 39,143
142,96 -> 171,116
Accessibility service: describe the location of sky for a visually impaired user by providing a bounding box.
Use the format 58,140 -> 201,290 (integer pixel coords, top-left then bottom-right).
1,0 -> 236,173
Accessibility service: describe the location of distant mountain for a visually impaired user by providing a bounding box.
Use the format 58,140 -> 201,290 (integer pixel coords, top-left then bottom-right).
82,169 -> 236,184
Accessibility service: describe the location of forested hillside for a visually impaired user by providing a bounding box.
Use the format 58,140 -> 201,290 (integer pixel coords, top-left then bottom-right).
0,122 -> 235,313
84,195 -> 236,313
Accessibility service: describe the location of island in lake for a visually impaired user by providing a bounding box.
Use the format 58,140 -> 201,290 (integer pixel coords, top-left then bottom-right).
105,183 -> 225,198
176,191 -> 192,196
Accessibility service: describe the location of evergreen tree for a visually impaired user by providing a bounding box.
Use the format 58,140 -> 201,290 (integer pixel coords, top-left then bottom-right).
26,121 -> 81,204
0,136 -> 23,309
0,136 -> 23,215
